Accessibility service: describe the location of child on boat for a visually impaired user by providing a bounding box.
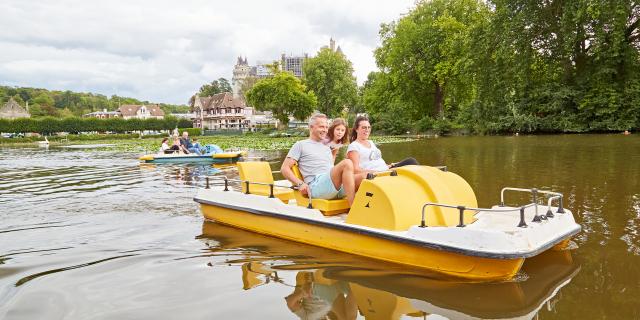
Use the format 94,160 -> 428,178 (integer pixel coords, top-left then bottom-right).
323,118 -> 348,162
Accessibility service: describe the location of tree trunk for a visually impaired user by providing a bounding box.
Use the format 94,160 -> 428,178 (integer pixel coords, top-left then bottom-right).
434,81 -> 444,119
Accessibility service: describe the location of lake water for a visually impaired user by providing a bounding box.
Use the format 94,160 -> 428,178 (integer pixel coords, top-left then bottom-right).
1,134 -> 639,319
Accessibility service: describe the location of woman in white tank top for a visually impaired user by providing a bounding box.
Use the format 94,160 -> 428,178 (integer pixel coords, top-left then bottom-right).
346,116 -> 418,175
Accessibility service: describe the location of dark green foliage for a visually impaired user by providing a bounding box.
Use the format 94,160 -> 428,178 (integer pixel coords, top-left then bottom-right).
246,72 -> 317,125
191,78 -> 233,105
178,128 -> 202,136
303,48 -> 358,117
361,0 -> 640,134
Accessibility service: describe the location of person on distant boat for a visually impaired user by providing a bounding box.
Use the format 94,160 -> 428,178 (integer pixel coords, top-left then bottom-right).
191,138 -> 203,154
180,131 -> 202,155
180,131 -> 192,149
160,137 -> 170,153
169,137 -> 188,154
281,113 -> 364,205
322,118 -> 348,162
347,116 -> 418,176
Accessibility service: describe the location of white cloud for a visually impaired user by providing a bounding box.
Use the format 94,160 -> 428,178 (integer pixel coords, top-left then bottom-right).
0,0 -> 414,104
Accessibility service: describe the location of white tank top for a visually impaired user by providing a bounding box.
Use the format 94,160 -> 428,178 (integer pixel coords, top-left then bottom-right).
347,140 -> 388,171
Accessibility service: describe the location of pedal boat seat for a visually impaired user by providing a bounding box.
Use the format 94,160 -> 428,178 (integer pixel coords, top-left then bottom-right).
291,165 -> 350,216
237,162 -> 294,203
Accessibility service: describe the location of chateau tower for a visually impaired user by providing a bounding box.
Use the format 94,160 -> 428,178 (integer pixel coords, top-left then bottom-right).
232,56 -> 251,99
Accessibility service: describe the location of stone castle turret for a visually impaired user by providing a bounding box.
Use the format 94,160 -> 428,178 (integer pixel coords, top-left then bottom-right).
232,56 -> 251,99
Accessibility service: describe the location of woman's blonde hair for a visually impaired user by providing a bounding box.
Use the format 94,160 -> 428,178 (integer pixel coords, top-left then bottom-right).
327,118 -> 348,145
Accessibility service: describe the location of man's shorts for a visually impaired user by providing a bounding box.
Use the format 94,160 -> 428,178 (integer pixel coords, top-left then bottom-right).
309,171 -> 345,200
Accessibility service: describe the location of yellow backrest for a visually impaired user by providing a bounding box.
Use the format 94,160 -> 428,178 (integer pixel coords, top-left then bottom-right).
291,164 -> 303,180
237,161 -> 275,184
346,166 -> 478,230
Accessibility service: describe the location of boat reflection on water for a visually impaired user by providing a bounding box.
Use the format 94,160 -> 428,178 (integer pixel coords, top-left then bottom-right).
198,221 -> 580,320
138,163 -> 227,186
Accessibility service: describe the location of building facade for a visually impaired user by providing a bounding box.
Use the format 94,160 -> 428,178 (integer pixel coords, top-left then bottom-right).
117,104 -> 165,119
0,98 -> 30,119
192,92 -> 278,130
254,63 -> 274,78
82,109 -> 120,119
243,107 -> 277,129
281,53 -> 307,78
192,92 -> 247,130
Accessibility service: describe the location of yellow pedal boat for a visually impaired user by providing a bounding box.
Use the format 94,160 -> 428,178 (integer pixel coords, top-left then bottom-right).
194,161 -> 581,281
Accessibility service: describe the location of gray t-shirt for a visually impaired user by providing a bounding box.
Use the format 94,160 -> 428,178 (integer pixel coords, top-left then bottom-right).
286,139 -> 333,183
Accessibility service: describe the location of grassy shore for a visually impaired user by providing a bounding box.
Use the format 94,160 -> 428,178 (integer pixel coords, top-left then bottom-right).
1,135 -> 416,153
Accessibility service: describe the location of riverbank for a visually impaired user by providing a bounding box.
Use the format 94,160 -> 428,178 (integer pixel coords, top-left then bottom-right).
0,135 -> 416,152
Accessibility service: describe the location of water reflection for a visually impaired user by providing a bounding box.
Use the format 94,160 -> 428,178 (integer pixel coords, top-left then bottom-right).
1,135 -> 638,318
139,163 -> 221,186
198,221 -> 580,319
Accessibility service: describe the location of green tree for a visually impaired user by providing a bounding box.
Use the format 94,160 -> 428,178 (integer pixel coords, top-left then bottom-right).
198,78 -> 232,97
303,48 -> 358,117
190,78 -> 233,106
11,95 -> 25,106
32,93 -> 55,107
375,0 -> 490,120
246,71 -> 317,125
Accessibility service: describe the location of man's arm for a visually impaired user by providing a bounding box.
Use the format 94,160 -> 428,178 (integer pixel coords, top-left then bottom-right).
281,157 -> 309,195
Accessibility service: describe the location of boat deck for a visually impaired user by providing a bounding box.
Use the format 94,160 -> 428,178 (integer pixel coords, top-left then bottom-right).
195,186 -> 580,259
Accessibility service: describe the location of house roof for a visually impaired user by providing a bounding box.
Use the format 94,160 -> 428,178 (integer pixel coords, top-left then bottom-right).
195,92 -> 245,110
117,104 -> 165,117
1,98 -> 29,115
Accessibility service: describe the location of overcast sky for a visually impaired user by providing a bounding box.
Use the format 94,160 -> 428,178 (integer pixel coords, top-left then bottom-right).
0,0 -> 415,105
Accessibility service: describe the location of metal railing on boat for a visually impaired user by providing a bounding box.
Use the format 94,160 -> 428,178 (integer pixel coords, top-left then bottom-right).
204,176 -> 316,209
203,173 -> 566,229
420,187 -> 566,229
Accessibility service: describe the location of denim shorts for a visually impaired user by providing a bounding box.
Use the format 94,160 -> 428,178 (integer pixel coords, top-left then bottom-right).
309,171 -> 345,200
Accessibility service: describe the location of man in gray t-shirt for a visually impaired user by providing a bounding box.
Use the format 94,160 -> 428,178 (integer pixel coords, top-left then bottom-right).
281,114 -> 357,205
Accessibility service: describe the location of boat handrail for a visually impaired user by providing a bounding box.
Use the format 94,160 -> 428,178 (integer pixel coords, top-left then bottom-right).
500,187 -> 566,218
420,187 -> 565,228
204,176 -> 315,209
419,202 -> 539,229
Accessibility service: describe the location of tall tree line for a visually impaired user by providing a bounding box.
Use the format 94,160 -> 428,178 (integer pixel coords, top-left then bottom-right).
363,0 -> 640,134
0,86 -> 190,118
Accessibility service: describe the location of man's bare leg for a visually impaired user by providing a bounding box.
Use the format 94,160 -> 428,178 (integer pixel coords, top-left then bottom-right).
330,159 -> 355,205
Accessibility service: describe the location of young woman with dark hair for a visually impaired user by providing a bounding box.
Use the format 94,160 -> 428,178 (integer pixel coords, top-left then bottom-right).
347,116 -> 418,175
